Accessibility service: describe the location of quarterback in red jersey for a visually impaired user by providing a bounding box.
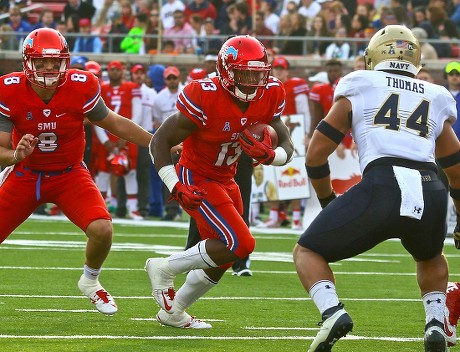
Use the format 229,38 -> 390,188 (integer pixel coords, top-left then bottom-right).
0,28 -> 153,315
145,35 -> 294,328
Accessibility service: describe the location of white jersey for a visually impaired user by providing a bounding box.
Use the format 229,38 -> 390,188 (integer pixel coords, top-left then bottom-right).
251,179 -> 270,203
334,70 -> 457,172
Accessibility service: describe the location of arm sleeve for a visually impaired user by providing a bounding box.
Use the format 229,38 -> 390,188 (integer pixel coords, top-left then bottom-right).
86,97 -> 109,121
0,116 -> 13,133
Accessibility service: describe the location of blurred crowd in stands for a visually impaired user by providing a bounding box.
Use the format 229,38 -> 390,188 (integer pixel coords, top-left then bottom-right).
0,0 -> 459,58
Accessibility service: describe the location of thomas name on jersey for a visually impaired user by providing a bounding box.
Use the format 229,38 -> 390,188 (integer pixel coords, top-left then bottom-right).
386,76 -> 425,93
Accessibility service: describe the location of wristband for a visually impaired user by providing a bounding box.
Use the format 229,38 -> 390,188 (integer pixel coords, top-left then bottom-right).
13,149 -> 19,162
158,165 -> 180,192
271,146 -> 288,166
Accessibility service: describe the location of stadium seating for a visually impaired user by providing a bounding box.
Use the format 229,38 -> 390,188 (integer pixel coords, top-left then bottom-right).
28,1 -> 66,24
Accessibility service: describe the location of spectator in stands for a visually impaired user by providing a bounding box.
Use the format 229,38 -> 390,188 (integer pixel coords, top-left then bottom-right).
421,5 -> 459,58
202,17 -> 222,52
104,11 -> 129,53
261,0 -> 280,34
120,0 -> 135,29
412,26 -> 439,61
306,14 -> 331,57
0,0 -> 9,15
73,18 -> 103,53
444,61 -> 460,141
250,11 -> 275,49
298,0 -> 322,30
70,55 -> 88,70
145,9 -> 160,54
64,0 -> 96,23
161,0 -> 186,30
281,13 -> 308,55
372,7 -> 398,30
234,1 -> 252,34
120,13 -> 149,54
56,20 -> 73,50
161,39 -> 180,54
413,6 -> 427,27
416,67 -> 436,83
274,13 -> 292,53
184,0 -> 217,23
220,3 -> 240,36
451,0 -> 460,32
324,26 -> 351,59
7,6 -> 31,43
163,9 -> 195,53
215,0 -> 235,30
190,14 -> 205,54
0,23 -> 19,50
33,8 -> 56,30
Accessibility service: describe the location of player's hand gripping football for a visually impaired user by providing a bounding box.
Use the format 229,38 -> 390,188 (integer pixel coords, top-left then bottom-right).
454,214 -> 460,249
170,182 -> 207,211
239,127 -> 275,165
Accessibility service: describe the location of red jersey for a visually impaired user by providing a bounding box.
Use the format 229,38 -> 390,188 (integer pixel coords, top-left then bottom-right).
309,81 -> 336,115
100,81 -> 141,142
282,77 -> 309,115
177,76 -> 286,182
0,69 -> 101,172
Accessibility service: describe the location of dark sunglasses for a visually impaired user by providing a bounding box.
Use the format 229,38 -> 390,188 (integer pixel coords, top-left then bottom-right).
166,76 -> 178,80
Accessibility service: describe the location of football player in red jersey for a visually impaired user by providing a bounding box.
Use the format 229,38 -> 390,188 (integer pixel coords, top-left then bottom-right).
0,28 -> 153,315
94,60 -> 144,220
145,35 -> 295,328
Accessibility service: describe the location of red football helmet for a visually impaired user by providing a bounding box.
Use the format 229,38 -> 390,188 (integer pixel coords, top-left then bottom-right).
85,60 -> 102,78
217,35 -> 271,102
22,28 -> 70,89
187,68 -> 208,83
107,149 -> 130,177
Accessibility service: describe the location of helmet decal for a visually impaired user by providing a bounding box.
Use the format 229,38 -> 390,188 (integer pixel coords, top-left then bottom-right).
225,46 -> 238,60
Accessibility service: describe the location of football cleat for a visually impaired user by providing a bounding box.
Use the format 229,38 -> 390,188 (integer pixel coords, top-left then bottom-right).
78,274 -> 118,315
232,267 -> 253,277
256,218 -> 280,228
145,257 -> 176,313
308,303 -> 353,352
445,281 -> 460,346
156,308 -> 212,329
424,318 -> 448,352
127,210 -> 144,221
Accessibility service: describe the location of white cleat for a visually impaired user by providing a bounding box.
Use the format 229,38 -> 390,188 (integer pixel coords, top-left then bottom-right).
156,308 -> 212,329
145,257 -> 176,313
78,274 -> 118,315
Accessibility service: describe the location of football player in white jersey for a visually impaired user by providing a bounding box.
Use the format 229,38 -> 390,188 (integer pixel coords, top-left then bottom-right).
293,25 -> 460,352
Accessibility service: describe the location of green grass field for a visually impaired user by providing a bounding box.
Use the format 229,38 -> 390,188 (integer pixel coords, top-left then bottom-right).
1,216 -> 459,352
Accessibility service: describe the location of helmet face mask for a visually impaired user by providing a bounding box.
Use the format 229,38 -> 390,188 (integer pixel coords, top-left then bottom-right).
22,28 -> 70,89
364,25 -> 421,75
217,36 -> 271,102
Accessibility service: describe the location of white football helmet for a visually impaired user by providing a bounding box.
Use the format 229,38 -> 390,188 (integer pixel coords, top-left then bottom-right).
364,25 -> 421,75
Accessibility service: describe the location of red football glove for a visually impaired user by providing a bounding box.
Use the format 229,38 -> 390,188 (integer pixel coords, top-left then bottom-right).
239,127 -> 275,165
169,182 -> 207,211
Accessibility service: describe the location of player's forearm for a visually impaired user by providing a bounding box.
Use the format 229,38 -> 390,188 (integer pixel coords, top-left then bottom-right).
0,146 -> 19,167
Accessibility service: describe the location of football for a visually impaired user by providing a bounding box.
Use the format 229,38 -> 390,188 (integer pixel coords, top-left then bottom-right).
243,123 -> 279,147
